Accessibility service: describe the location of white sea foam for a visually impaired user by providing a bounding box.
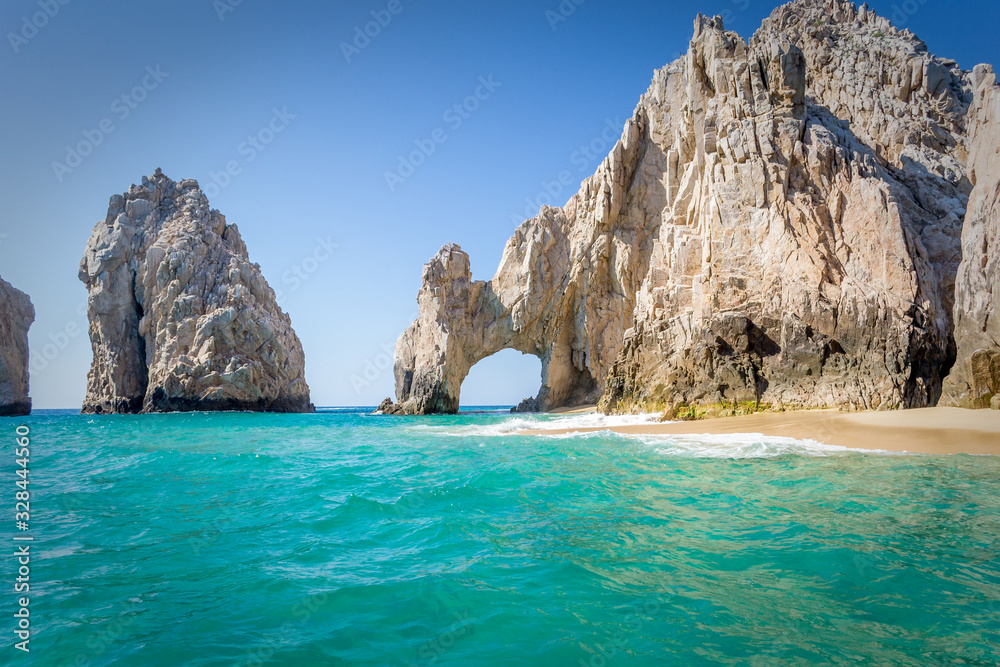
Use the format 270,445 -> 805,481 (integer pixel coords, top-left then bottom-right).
536,412 -> 662,429
525,426 -> 870,455
544,429 -> 895,457
407,412 -> 662,438
406,412 -> 901,457
636,433 -> 893,458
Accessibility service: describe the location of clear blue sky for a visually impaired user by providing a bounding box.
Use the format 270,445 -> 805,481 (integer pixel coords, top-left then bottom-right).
1,0 -> 997,409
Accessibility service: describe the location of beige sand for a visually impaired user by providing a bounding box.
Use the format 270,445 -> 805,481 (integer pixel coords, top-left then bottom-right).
548,404 -> 598,415
523,407 -> 1000,456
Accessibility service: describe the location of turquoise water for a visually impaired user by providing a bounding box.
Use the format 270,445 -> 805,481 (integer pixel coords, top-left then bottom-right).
5,408 -> 1000,666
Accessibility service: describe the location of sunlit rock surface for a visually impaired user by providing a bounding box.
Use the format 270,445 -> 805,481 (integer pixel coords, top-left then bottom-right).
80,170 -> 313,414
943,66 -> 1000,408
0,276 -> 34,417
393,0 -> 992,414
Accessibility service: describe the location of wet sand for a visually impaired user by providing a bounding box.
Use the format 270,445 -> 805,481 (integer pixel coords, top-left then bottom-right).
523,407 -> 1000,456
548,405 -> 599,415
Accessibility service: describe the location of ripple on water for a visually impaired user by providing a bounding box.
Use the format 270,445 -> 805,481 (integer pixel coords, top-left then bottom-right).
20,409 -> 1000,666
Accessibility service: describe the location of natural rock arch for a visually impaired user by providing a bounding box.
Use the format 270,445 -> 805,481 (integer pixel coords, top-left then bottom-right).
390,2 -> 975,415
392,243 -> 611,414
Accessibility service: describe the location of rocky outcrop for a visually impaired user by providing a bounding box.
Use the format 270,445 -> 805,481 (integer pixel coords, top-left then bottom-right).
393,0 -> 982,415
79,169 -> 313,414
766,0 -> 971,315
393,241 -> 605,414
376,397 -> 407,415
602,2 -> 970,414
0,277 -> 34,417
942,66 -> 1000,408
511,396 -> 542,413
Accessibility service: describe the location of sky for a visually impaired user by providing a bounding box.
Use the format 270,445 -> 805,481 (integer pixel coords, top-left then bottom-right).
1,0 -> 998,409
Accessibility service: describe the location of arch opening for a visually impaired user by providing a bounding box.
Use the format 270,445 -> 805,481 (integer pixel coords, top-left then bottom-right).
460,349 -> 542,410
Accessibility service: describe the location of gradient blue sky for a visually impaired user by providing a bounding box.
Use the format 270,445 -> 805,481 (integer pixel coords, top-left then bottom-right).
1,0 -> 997,409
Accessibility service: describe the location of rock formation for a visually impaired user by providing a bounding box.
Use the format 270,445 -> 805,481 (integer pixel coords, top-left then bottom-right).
376,397 -> 403,415
79,169 -> 313,414
392,0 -> 991,415
0,277 -> 34,417
942,66 -> 1000,408
511,396 -> 542,413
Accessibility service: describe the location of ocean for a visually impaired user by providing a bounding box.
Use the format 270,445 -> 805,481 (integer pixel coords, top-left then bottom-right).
7,407 -> 1000,666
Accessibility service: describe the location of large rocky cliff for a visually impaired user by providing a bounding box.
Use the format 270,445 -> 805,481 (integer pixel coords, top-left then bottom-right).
80,170 -> 313,414
0,277 -> 34,417
942,66 -> 1000,408
391,0 -> 994,415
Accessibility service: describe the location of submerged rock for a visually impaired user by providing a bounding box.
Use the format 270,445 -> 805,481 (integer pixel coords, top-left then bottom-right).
394,0 -> 979,414
79,169 -> 313,414
0,277 -> 34,417
943,65 -> 1000,408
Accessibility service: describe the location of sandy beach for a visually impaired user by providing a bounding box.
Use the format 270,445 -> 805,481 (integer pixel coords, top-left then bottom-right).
548,405 -> 600,415
522,407 -> 1000,456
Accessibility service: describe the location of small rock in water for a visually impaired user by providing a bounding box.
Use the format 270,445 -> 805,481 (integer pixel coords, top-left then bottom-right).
376,398 -> 407,415
511,397 -> 542,414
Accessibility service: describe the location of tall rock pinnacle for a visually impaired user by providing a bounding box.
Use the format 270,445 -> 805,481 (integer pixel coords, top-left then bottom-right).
942,65 -> 1000,408
79,169 -> 313,414
0,277 -> 34,417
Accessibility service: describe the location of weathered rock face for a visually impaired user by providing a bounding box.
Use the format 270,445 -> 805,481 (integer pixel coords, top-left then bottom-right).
376,397 -> 406,415
942,66 -> 1000,408
392,240 -> 606,414
80,169 -> 313,414
603,1 -> 971,414
511,396 -> 542,414
393,0 -> 982,415
0,277 -> 34,417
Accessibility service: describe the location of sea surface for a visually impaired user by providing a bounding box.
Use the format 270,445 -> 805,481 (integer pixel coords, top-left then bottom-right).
5,407 -> 1000,666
